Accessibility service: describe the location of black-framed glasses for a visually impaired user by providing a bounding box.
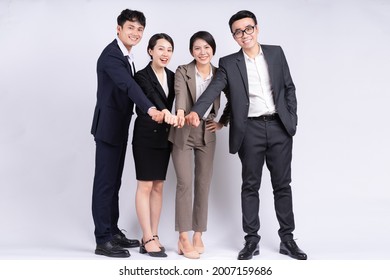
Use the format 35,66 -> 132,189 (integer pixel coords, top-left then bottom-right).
232,25 -> 256,39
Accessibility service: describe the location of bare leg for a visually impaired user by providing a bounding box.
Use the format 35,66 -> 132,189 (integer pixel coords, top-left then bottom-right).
135,180 -> 160,252
150,180 -> 164,248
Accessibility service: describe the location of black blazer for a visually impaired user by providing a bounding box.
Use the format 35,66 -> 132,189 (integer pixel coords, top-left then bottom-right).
132,63 -> 175,149
192,45 -> 297,154
91,39 -> 153,145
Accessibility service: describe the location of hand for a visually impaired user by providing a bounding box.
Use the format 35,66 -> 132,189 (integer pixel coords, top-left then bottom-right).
206,120 -> 223,132
185,111 -> 200,127
171,115 -> 179,127
162,109 -> 178,126
176,109 -> 185,128
148,108 -> 164,123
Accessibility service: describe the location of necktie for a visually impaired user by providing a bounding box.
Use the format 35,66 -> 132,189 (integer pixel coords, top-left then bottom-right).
131,61 -> 136,77
125,55 -> 135,77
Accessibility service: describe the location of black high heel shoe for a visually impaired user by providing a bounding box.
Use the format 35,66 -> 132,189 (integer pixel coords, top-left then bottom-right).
153,235 -> 166,253
140,238 -> 167,258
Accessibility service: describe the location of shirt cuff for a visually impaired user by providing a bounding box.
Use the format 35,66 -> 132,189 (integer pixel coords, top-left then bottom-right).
147,107 -> 156,114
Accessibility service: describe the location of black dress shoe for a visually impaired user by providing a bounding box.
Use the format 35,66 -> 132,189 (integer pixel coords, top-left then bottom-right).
238,241 -> 259,260
95,240 -> 130,258
139,238 -> 167,258
113,232 -> 140,248
280,240 -> 307,260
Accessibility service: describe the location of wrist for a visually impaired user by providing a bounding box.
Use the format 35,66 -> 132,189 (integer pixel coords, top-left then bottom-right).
147,107 -> 157,115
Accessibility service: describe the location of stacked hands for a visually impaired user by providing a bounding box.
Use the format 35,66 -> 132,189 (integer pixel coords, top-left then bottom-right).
148,108 -> 181,127
148,109 -> 222,131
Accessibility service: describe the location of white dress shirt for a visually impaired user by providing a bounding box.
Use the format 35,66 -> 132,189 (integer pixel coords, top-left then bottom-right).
116,38 -> 136,76
152,67 -> 169,97
243,45 -> 276,117
195,66 -> 213,119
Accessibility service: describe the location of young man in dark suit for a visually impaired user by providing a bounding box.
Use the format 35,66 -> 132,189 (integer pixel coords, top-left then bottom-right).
185,10 -> 307,260
91,9 -> 164,258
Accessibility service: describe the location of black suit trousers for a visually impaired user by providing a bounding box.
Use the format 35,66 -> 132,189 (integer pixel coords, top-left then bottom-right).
238,117 -> 295,243
92,139 -> 128,244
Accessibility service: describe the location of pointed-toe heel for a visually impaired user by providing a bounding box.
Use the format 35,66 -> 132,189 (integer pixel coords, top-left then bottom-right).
194,246 -> 204,254
140,238 -> 167,258
153,235 -> 166,253
193,238 -> 204,254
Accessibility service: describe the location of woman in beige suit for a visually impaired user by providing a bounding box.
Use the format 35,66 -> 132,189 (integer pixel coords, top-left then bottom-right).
169,31 -> 229,259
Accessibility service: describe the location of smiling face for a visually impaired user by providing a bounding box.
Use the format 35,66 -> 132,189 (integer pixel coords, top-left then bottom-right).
231,17 -> 259,52
191,38 -> 214,67
117,20 -> 144,51
149,38 -> 173,69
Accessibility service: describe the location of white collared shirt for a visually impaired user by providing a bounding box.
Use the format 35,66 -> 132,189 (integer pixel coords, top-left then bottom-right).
116,38 -> 135,76
116,38 -> 156,113
195,66 -> 213,119
151,67 -> 169,97
243,45 -> 276,117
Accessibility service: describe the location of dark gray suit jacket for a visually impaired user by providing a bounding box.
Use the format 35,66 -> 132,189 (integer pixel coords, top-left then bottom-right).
191,45 -> 297,154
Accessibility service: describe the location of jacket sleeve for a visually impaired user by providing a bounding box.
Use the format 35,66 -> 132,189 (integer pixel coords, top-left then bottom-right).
218,88 -> 231,126
103,50 -> 153,114
174,65 -> 190,113
192,59 -> 228,118
280,46 -> 297,123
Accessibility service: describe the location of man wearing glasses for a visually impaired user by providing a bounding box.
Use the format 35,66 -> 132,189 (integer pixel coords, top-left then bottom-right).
185,10 -> 307,260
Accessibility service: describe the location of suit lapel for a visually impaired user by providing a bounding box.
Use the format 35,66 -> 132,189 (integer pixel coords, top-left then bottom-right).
113,40 -> 132,75
166,69 -> 175,106
235,50 -> 249,98
261,45 -> 275,94
186,61 -> 197,104
146,64 -> 168,104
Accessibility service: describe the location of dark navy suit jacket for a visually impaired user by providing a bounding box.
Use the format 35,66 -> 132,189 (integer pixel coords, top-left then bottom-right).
91,39 -> 154,145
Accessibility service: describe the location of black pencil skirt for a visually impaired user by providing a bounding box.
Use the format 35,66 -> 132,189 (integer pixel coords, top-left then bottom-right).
132,145 -> 170,181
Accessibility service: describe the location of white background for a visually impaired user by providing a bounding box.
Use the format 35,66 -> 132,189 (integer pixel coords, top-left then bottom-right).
1,0 -> 390,261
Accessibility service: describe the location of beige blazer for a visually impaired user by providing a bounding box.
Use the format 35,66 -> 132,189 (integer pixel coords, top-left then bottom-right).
169,60 -> 228,150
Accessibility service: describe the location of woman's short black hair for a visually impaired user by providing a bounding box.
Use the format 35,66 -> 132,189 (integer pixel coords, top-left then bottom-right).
147,33 -> 174,59
189,31 -> 216,55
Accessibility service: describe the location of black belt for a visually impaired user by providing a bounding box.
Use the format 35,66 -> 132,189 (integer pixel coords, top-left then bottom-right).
248,113 -> 278,121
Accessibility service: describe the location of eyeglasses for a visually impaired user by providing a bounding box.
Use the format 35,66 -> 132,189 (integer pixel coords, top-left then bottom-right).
232,25 -> 256,39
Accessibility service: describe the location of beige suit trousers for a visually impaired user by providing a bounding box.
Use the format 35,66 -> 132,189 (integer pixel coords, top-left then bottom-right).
172,123 -> 216,232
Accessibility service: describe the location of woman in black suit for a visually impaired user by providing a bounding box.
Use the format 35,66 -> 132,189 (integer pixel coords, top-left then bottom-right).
132,33 -> 176,258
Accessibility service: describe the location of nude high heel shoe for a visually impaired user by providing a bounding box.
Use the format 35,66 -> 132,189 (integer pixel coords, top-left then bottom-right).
193,244 -> 204,254
178,241 -> 200,259
193,234 -> 204,254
